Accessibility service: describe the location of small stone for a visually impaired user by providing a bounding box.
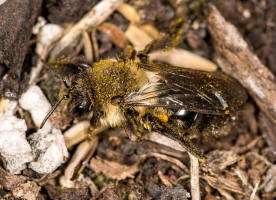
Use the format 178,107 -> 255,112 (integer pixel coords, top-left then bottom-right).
19,85 -> 52,128
29,126 -> 69,174
0,101 -> 34,174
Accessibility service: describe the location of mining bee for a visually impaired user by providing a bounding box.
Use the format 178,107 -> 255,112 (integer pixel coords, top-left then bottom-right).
40,19 -> 247,161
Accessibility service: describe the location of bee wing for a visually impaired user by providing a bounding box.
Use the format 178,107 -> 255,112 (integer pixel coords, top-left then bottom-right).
124,64 -> 247,115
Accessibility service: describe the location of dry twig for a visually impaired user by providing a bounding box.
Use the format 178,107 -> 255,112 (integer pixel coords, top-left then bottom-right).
60,137 -> 98,188
250,181 -> 260,200
91,30 -> 99,61
82,31 -> 93,63
208,4 -> 276,124
147,152 -> 188,172
189,153 -> 200,200
145,132 -> 186,152
145,132 -> 201,199
51,0 -> 123,58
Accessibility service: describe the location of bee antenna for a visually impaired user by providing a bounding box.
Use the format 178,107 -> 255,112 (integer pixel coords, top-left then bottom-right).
40,94 -> 68,129
38,56 -> 67,84
38,57 -> 54,71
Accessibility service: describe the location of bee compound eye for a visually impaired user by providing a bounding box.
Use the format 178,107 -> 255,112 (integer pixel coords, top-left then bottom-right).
111,95 -> 123,105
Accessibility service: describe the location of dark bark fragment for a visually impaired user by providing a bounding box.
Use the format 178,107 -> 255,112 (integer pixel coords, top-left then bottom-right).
0,0 -> 42,99
45,0 -> 98,23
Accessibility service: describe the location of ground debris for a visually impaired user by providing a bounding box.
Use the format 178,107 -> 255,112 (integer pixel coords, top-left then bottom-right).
45,184 -> 90,200
261,165 -> 276,193
146,181 -> 190,200
90,150 -> 139,180
1,0 -> 276,199
0,0 -> 42,99
0,166 -> 40,200
203,174 -> 245,195
206,150 -> 239,172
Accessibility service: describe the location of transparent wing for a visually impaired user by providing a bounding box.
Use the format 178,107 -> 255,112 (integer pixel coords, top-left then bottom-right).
124,63 -> 247,115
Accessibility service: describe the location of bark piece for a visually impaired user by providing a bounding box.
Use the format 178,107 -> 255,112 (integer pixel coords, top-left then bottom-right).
0,0 -> 42,99
207,4 -> 276,124
45,0 -> 98,23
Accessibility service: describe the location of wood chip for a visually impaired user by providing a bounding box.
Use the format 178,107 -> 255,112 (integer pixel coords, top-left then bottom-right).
148,152 -> 188,171
145,132 -> 186,153
97,23 -> 128,48
62,137 -> 98,188
125,24 -> 154,50
140,24 -> 161,40
261,165 -> 276,193
189,153 -> 200,200
82,31 -> 93,62
149,48 -> 217,72
117,3 -> 140,23
90,156 -> 139,180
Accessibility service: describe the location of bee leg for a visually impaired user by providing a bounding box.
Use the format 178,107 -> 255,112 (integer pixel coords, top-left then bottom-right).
128,118 -> 146,141
137,17 -> 188,61
203,115 -> 232,138
125,111 -> 150,141
160,129 -> 206,162
152,119 -> 206,163
118,18 -> 188,63
87,126 -> 109,139
117,45 -> 137,61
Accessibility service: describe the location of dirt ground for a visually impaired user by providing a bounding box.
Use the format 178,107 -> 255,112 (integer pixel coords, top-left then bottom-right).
0,0 -> 276,199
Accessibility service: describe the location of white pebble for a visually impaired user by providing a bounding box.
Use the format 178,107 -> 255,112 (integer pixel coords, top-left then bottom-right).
35,24 -> 64,55
32,16 -> 47,35
243,9 -> 251,19
29,127 -> 69,174
19,85 -> 69,174
38,24 -> 64,46
19,85 -> 52,128
0,101 -> 34,174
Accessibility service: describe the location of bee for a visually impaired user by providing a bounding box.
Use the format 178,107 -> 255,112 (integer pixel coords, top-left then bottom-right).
40,19 -> 247,160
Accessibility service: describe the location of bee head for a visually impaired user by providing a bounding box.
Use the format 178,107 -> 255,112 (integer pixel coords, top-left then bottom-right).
40,60 -> 93,128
